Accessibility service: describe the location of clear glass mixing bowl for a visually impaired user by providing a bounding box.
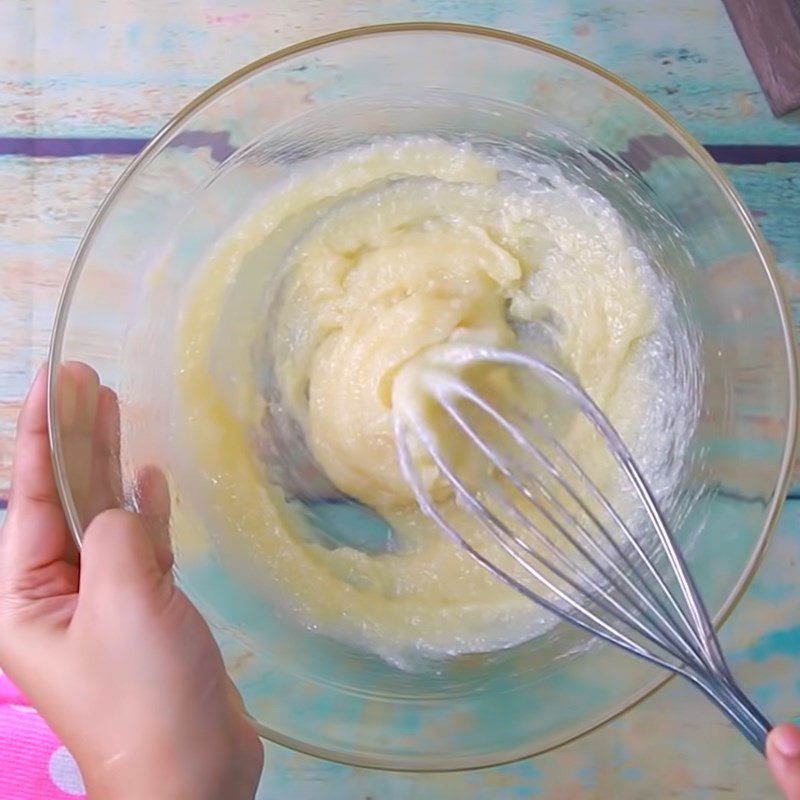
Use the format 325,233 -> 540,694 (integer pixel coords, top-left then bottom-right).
48,24 -> 798,771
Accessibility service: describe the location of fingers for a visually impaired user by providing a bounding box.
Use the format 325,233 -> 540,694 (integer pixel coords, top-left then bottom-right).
56,363 -> 125,530
90,386 -> 123,515
4,362 -> 172,606
135,466 -> 173,575
3,365 -> 75,580
768,724 -> 800,800
79,509 -> 170,601
58,363 -> 113,529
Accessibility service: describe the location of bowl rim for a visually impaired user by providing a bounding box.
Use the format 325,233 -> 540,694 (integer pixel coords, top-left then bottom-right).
48,21 -> 799,772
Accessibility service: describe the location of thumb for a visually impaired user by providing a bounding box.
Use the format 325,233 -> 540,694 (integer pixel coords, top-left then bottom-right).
79,509 -> 170,599
767,724 -> 800,800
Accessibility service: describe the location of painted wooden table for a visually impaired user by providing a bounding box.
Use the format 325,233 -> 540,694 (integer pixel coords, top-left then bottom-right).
1,2 -> 798,797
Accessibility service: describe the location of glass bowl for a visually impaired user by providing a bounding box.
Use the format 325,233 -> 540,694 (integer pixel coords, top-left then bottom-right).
48,23 -> 798,771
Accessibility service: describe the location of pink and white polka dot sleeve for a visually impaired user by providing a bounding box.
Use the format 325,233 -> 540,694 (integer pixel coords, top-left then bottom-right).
0,668 -> 86,799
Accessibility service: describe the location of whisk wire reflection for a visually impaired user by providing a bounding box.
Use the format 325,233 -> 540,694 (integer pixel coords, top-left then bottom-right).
394,346 -> 771,753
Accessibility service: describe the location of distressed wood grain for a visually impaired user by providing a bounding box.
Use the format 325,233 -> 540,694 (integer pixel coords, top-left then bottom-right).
0,154 -> 130,492
0,1 -> 798,144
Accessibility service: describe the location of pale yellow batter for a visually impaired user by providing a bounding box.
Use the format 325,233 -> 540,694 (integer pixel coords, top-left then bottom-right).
174,137 -> 665,667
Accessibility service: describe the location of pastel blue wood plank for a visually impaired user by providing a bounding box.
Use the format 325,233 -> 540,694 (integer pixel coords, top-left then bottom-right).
723,164 -> 800,424
723,163 -> 800,278
1,0 -> 798,145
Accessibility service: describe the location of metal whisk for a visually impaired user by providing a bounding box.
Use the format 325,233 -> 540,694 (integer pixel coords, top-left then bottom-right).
394,343 -> 771,752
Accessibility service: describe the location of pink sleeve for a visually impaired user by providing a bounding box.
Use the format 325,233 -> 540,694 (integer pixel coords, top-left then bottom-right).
0,668 -> 86,799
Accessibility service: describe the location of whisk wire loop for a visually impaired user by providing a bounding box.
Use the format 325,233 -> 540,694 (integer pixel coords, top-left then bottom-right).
394,345 -> 772,753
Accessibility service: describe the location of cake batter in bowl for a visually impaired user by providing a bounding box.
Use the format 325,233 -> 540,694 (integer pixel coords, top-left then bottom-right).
49,25 -> 797,770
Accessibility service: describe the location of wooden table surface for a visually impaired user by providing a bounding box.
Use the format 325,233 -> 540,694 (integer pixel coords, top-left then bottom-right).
0,2 -> 798,798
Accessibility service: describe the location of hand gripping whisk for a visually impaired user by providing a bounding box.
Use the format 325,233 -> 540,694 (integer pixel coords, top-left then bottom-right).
394,344 -> 771,752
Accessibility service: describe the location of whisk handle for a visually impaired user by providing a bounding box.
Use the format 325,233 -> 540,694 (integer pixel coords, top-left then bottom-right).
694,675 -> 772,754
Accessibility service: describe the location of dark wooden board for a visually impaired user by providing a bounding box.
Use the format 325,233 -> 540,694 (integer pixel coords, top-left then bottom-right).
721,0 -> 800,117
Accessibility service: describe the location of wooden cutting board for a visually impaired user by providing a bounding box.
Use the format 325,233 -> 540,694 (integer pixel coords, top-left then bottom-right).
721,0 -> 800,116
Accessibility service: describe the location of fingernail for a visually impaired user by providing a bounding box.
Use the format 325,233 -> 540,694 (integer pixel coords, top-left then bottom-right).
772,725 -> 800,759
137,466 -> 171,516
99,389 -> 120,449
57,367 -> 78,429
